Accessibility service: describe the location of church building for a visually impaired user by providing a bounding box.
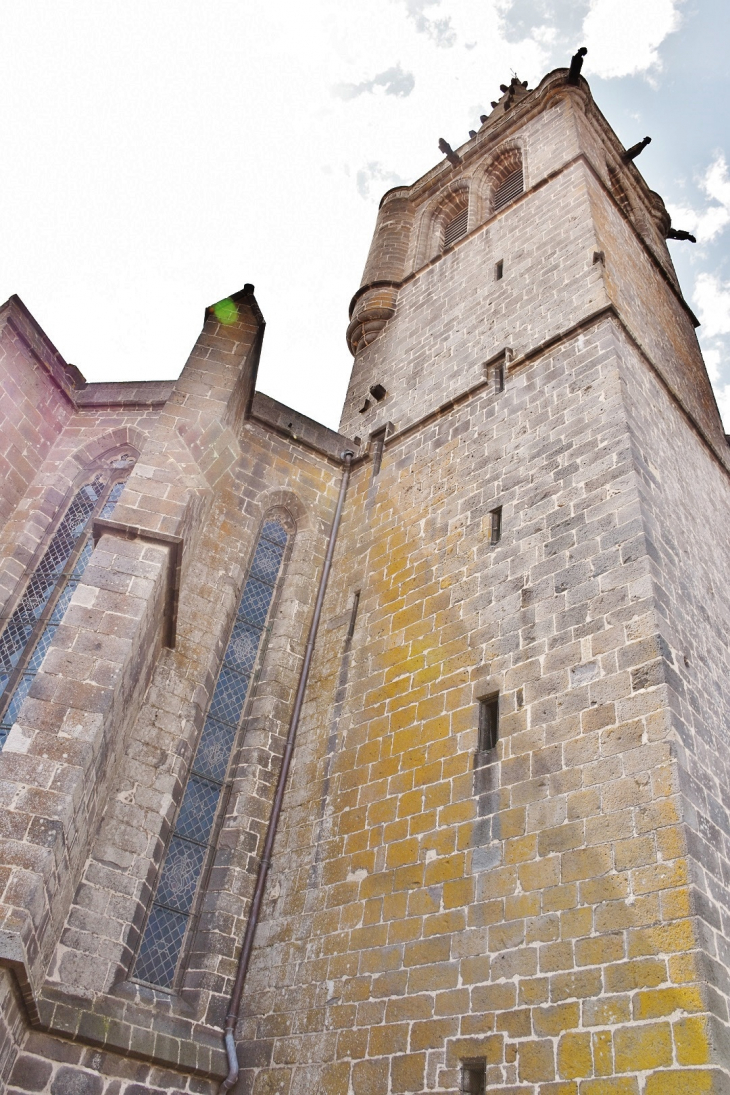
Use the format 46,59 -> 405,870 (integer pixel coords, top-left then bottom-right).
0,61 -> 728,1095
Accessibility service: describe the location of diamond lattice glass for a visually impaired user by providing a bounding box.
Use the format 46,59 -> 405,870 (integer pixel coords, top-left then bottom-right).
209,667 -> 250,726
174,775 -> 221,846
156,837 -> 206,913
239,579 -> 274,627
134,905 -> 189,989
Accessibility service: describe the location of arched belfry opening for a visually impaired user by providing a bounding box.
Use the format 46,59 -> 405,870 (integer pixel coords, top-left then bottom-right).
486,144 -> 524,214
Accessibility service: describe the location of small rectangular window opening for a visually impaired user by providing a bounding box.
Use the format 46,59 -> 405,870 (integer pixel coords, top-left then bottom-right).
371,428 -> 386,477
494,362 -> 505,393
495,259 -> 504,281
478,696 -> 499,754
489,506 -> 502,545
461,1061 -> 486,1094
346,590 -> 360,640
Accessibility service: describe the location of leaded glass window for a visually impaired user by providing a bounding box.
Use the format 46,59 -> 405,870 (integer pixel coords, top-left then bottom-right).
0,464 -> 133,748
133,517 -> 290,990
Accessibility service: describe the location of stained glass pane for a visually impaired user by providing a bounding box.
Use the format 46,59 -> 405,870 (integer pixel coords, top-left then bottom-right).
238,578 -> 274,627
194,718 -> 236,782
99,478 -> 126,519
1,674 -> 34,731
261,520 -> 288,546
50,581 -> 76,623
27,625 -> 57,670
209,666 -> 249,726
250,539 -> 284,585
224,620 -> 262,675
134,905 -> 189,989
174,775 -> 221,845
0,475 -> 104,680
156,836 -> 206,914
71,542 -> 94,580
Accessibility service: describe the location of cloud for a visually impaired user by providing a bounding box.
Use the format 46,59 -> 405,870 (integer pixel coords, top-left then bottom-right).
398,0 -> 456,47
715,382 -> 730,431
693,272 -> 730,339
703,346 -> 722,385
667,154 -> 730,242
582,0 -> 682,79
497,0 -> 589,47
356,161 -> 410,200
333,63 -> 415,100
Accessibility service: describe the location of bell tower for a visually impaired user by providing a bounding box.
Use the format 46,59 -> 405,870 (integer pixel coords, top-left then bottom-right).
236,63 -> 730,1093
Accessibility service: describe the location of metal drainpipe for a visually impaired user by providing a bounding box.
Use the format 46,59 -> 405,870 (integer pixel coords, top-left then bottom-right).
220,449 -> 355,1093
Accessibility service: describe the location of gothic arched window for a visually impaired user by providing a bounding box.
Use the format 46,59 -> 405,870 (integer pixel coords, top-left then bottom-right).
0,456 -> 135,747
133,515 -> 291,990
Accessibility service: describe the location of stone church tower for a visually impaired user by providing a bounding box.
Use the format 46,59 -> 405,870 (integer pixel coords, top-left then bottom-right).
0,62 -> 728,1095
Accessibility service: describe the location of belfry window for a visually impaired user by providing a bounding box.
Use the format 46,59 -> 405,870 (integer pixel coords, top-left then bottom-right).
133,516 -> 290,990
493,167 -> 524,210
443,207 -> 468,249
0,463 -> 133,747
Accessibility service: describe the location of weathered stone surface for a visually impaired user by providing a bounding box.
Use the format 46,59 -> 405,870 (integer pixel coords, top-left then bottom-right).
0,62 -> 726,1095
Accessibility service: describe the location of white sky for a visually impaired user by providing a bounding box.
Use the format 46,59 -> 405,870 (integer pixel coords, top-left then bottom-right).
0,0 -> 728,431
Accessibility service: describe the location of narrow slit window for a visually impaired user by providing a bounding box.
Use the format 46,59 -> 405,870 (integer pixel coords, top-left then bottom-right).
371,428 -> 386,478
346,590 -> 361,641
133,517 -> 290,990
443,207 -> 468,249
489,506 -> 502,545
478,696 -> 499,754
461,1061 -> 486,1094
0,467 -> 132,748
494,362 -> 505,393
495,259 -> 504,280
493,167 -> 524,211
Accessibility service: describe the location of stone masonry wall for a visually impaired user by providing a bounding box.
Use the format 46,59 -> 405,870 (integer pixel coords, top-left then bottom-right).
0,292 -> 350,1089
0,298 -> 82,534
618,329 -> 730,1056
30,417 -> 342,1081
238,316 -> 727,1093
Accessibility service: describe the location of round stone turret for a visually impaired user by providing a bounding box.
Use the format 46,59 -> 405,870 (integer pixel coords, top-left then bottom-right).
346,186 -> 413,355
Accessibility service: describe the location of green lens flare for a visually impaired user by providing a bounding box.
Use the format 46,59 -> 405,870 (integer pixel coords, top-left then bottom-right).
213,298 -> 238,325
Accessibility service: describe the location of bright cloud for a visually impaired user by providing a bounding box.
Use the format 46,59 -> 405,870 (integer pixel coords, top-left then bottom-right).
703,346 -> 722,384
398,0 -> 457,47
715,383 -> 730,431
333,64 -> 415,100
582,0 -> 682,78
667,154 -> 730,243
356,161 -> 410,199
693,272 -> 730,338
